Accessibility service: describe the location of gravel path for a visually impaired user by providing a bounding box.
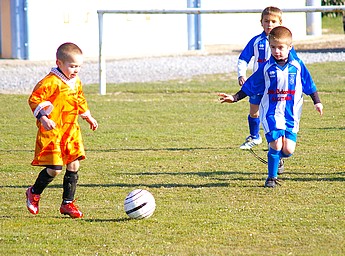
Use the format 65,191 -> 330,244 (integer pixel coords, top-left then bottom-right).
1,50 -> 344,94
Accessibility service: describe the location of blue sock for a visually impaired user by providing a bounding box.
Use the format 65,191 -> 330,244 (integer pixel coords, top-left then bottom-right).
248,115 -> 260,139
280,151 -> 293,158
267,148 -> 281,178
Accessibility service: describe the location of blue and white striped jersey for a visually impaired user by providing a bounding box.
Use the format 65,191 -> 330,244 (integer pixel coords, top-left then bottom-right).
237,31 -> 270,78
237,31 -> 299,79
241,52 -> 318,135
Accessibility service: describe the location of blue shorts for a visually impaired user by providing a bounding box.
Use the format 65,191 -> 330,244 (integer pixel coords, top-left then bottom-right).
265,129 -> 297,143
249,94 -> 263,105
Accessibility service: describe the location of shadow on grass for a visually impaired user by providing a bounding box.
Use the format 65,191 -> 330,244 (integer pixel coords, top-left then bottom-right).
310,127 -> 345,130
87,146 -> 237,152
2,174 -> 344,191
0,182 -> 230,189
0,146 -> 237,153
121,170 -> 258,176
0,214 -> 131,223
282,176 -> 345,182
83,217 -> 131,223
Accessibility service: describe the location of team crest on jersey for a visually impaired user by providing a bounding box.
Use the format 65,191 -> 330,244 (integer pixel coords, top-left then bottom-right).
288,73 -> 296,85
258,43 -> 265,50
269,70 -> 276,78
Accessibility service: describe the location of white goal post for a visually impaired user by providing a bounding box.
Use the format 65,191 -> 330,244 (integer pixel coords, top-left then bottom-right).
97,6 -> 345,95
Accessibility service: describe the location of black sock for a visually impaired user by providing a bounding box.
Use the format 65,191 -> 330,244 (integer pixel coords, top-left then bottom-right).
62,170 -> 78,204
32,168 -> 55,194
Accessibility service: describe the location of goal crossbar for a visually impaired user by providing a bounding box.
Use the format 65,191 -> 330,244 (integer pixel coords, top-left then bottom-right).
97,6 -> 345,95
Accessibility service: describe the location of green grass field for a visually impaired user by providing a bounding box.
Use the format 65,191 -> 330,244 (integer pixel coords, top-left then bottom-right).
0,60 -> 344,255
322,15 -> 344,34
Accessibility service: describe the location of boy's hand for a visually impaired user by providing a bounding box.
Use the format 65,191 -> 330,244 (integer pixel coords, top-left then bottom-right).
218,93 -> 235,103
315,103 -> 323,116
85,116 -> 98,131
40,116 -> 56,131
238,76 -> 246,86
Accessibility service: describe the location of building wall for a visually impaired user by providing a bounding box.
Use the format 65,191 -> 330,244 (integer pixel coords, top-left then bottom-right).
3,0 -> 310,60
0,0 -> 12,59
201,0 -> 307,45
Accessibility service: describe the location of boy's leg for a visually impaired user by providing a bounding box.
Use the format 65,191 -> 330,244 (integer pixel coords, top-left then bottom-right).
278,133 -> 297,174
248,113 -> 260,139
240,97 -> 262,149
62,170 -> 79,204
26,166 -> 62,215
265,147 -> 281,188
60,160 -> 83,218
267,147 -> 281,178
32,168 -> 55,194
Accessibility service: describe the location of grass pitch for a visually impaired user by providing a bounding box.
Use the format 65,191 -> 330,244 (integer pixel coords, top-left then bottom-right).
0,61 -> 344,255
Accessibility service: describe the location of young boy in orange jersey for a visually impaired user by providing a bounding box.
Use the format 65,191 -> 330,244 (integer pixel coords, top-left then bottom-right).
26,42 -> 98,218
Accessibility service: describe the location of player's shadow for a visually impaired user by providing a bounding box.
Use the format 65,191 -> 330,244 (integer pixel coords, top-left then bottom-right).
78,182 -> 232,189
86,146 -> 235,153
0,146 -> 235,153
2,169 -> 344,190
314,127 -> 345,130
83,217 -> 131,223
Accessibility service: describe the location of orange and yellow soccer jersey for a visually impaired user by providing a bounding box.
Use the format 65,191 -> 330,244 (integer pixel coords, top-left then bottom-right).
28,68 -> 90,166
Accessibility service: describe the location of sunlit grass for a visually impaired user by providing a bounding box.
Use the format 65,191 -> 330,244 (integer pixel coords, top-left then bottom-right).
0,62 -> 344,255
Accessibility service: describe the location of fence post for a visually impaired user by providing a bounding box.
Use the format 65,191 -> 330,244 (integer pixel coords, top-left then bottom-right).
187,0 -> 202,50
98,11 -> 106,95
306,0 -> 322,36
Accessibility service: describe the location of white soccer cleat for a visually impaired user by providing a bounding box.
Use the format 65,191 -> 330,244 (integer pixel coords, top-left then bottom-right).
239,135 -> 262,150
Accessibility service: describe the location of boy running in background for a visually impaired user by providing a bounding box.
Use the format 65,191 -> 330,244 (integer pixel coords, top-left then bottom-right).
237,6 -> 283,150
26,42 -> 98,218
219,26 -> 323,188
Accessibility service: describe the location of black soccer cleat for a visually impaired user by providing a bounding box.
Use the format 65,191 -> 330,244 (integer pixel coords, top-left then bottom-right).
264,177 -> 281,188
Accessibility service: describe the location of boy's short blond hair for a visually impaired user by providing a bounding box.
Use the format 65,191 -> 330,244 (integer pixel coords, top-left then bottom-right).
261,6 -> 283,23
268,26 -> 293,45
56,42 -> 83,62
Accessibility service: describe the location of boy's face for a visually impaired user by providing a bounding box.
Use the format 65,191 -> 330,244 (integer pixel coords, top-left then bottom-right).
261,14 -> 282,35
56,54 -> 83,79
269,39 -> 292,61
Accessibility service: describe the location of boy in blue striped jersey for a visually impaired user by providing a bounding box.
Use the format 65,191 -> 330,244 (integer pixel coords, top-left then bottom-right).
219,26 -> 323,188
237,6 -> 284,150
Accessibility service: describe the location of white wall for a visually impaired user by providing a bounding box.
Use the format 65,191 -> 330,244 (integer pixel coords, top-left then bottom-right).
201,0 -> 307,45
26,0 -> 308,60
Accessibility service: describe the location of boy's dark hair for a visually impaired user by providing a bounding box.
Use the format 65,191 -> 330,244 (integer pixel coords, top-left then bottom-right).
269,26 -> 292,45
261,6 -> 283,23
56,42 -> 83,62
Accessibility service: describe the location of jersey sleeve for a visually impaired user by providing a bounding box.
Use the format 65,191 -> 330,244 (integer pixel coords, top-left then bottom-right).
237,37 -> 256,78
28,76 -> 57,118
76,80 -> 90,116
299,60 -> 318,95
241,65 -> 266,96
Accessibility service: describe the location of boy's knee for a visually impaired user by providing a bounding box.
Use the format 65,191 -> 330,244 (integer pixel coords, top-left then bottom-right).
67,160 -> 80,172
249,113 -> 259,118
249,106 -> 260,118
47,167 -> 63,177
280,151 -> 293,158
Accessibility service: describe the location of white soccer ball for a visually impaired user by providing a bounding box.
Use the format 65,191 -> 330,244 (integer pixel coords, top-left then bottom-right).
124,189 -> 156,219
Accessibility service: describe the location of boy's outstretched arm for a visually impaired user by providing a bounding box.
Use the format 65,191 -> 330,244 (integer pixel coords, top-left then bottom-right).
218,90 -> 248,104
218,93 -> 235,103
